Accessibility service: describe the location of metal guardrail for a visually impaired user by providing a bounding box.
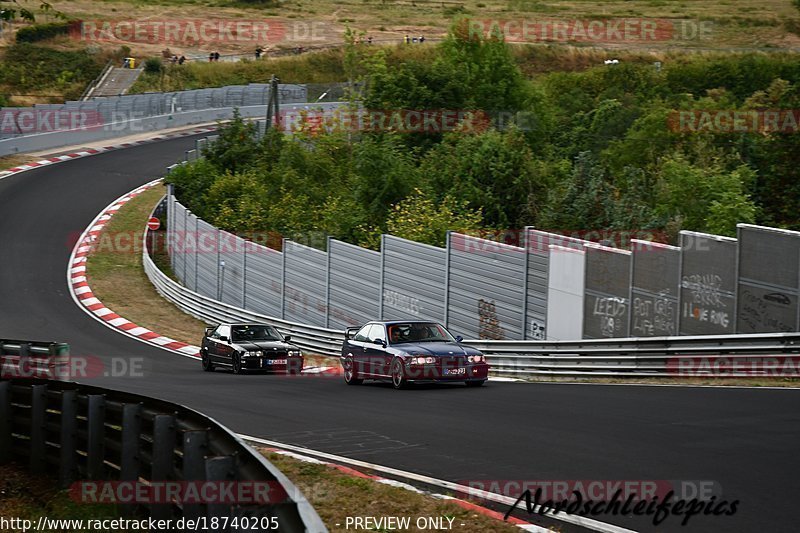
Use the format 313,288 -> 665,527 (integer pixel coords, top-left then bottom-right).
465,334 -> 800,377
0,339 -> 71,379
0,377 -> 327,532
143,217 -> 800,378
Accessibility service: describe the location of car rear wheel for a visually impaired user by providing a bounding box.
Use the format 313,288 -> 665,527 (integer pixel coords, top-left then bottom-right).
201,350 -> 214,372
465,379 -> 486,387
343,357 -> 363,385
232,352 -> 243,374
391,359 -> 408,389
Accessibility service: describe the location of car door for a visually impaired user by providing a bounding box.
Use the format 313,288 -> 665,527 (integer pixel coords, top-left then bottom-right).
212,325 -> 233,364
347,324 -> 371,375
363,324 -> 389,376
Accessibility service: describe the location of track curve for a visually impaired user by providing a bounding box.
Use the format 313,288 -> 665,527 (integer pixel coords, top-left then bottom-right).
1,137 -> 798,532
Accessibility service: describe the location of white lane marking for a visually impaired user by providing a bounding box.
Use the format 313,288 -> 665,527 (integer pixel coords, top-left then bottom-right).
240,434 -> 635,533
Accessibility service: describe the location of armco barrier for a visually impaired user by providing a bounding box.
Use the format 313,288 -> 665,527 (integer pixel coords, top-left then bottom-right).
467,333 -> 800,377
0,378 -> 327,532
0,339 -> 70,379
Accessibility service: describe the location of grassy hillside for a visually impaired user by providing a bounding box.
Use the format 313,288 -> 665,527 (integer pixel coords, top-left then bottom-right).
2,0 -> 799,103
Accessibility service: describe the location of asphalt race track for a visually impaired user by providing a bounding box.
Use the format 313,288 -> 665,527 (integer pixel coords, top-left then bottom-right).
1,136 -> 798,532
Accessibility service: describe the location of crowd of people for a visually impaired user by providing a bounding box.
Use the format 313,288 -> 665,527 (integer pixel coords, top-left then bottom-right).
404,34 -> 426,44
155,33 -> 428,68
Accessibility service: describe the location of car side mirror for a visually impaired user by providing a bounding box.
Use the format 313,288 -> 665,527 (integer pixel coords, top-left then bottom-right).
284,335 -> 292,342
373,338 -> 386,347
219,336 -> 229,342
455,335 -> 463,343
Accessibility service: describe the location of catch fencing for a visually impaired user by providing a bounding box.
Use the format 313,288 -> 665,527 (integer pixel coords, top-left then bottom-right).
1,83 -> 307,139
165,179 -> 800,342
0,83 -> 346,157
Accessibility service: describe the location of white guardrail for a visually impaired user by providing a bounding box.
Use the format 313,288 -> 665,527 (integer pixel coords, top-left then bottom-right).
143,211 -> 800,378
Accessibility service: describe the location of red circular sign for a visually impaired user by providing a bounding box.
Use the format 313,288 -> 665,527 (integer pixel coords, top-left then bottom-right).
147,217 -> 160,231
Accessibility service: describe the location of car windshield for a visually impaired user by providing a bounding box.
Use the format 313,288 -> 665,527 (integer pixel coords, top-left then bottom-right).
231,325 -> 282,342
388,322 -> 455,344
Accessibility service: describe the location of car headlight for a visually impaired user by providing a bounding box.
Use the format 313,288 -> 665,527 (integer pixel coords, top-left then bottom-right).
245,351 -> 262,357
467,355 -> 485,363
288,350 -> 302,357
409,356 -> 435,365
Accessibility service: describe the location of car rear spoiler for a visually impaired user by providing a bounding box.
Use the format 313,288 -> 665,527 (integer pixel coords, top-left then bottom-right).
204,325 -> 217,337
345,326 -> 359,340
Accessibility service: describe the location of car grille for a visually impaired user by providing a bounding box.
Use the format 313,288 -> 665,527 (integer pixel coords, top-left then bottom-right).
437,355 -> 466,367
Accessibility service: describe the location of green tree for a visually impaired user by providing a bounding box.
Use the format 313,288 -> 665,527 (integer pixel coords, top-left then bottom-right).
385,188 -> 483,247
165,159 -> 220,217
653,155 -> 757,234
351,136 -> 420,228
202,109 -> 259,174
539,151 -> 618,231
421,128 -> 538,228
205,170 -> 270,233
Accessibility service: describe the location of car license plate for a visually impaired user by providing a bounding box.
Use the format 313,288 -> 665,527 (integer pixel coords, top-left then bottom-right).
265,359 -> 287,365
444,368 -> 465,375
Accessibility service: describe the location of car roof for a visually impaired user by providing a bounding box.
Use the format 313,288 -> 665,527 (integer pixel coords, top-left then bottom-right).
219,323 -> 276,327
367,320 -> 444,326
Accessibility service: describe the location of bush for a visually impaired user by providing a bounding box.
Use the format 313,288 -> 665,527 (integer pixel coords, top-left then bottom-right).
15,22 -> 72,43
0,43 -> 103,99
143,57 -> 163,74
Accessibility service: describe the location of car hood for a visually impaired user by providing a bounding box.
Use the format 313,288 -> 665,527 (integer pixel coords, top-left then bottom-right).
234,341 -> 296,352
397,342 -> 482,357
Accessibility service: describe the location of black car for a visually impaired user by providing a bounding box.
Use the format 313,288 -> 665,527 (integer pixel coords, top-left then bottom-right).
340,320 -> 489,389
201,323 -> 303,374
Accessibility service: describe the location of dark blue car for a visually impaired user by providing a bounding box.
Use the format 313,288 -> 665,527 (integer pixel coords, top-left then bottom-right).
340,320 -> 489,389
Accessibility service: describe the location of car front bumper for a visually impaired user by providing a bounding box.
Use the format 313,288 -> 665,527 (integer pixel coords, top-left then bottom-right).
241,355 -> 304,372
405,362 -> 489,382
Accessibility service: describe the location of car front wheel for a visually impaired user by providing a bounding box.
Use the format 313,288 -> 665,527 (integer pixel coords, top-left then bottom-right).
232,352 -> 244,374
391,358 -> 408,389
201,349 -> 214,372
343,357 -> 363,385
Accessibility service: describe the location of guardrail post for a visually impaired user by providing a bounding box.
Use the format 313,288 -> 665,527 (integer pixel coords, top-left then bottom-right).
379,234 -> 386,320
444,230 -> 452,327
151,414 -> 176,520
242,238 -> 248,310
86,395 -> 106,479
182,430 -> 209,520
120,403 -> 142,481
0,381 -> 11,463
29,384 -> 47,474
59,390 -> 78,487
120,403 -> 142,517
205,456 -> 235,530
325,235 -> 332,328
281,238 -> 287,320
